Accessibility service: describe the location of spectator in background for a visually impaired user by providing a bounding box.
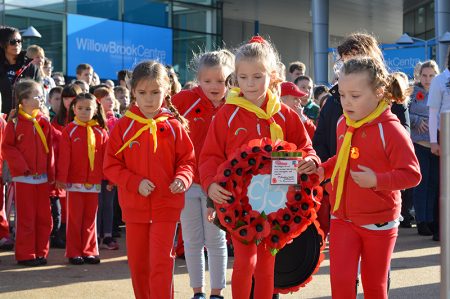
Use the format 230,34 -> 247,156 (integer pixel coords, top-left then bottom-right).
313,85 -> 330,107
75,63 -> 93,86
113,86 -> 130,115
288,60 -> 306,82
166,65 -> 182,96
0,26 -> 40,114
295,75 -> 320,122
52,72 -> 65,86
27,45 -> 55,101
43,58 -> 56,90
92,72 -> 100,86
104,79 -> 114,89
73,79 -> 89,93
48,86 -> 63,121
117,69 -> 131,88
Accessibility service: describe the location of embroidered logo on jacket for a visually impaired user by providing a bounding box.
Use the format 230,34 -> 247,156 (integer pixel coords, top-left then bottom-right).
235,127 -> 248,136
129,141 -> 140,149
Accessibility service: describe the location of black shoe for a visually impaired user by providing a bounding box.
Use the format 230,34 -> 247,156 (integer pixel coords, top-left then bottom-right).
399,219 -> 412,228
432,234 -> 440,241
83,256 -> 100,264
50,236 -> 66,249
69,256 -> 84,265
18,259 -> 41,267
210,296 -> 224,299
417,222 -> 433,236
427,222 -> 435,233
36,257 -> 47,265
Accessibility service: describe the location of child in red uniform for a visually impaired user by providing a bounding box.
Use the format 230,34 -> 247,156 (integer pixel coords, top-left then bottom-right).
104,60 -> 195,299
173,49 -> 234,299
56,93 -> 108,265
2,79 -> 54,266
318,57 -> 421,299
199,37 -> 320,299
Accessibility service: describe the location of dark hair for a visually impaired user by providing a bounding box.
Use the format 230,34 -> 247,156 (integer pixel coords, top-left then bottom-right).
294,75 -> 312,85
49,86 -> 63,99
0,26 -> 20,52
113,86 -> 128,94
118,69 -> 132,82
55,83 -> 82,126
341,56 -> 409,104
337,32 -> 384,65
130,60 -> 188,129
11,79 -> 42,120
313,85 -> 329,101
68,93 -> 107,130
288,61 -> 306,74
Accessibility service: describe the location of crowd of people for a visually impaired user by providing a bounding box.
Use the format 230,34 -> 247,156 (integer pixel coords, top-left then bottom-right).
0,23 -> 448,299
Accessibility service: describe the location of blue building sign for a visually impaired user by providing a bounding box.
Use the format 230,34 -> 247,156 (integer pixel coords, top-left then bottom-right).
67,14 -> 172,79
382,46 -> 426,78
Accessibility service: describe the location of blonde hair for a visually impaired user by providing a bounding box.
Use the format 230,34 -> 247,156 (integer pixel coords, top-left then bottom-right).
341,57 -> 409,104
234,38 -> 283,94
419,60 -> 440,76
26,44 -> 45,59
191,49 -> 235,81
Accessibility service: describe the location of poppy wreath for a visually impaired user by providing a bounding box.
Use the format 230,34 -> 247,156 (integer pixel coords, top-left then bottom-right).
213,138 -> 323,255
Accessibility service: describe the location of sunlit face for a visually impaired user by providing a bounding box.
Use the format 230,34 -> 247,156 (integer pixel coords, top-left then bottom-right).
31,54 -> 45,70
74,99 -> 96,122
43,62 -> 53,77
6,32 -> 22,57
100,93 -> 114,113
22,87 -> 43,112
198,66 -> 228,103
49,92 -> 61,113
77,69 -> 93,85
296,79 -> 313,105
419,67 -> 437,90
289,69 -> 304,82
281,95 -> 301,111
133,79 -> 167,119
339,72 -> 381,122
115,90 -> 130,107
236,60 -> 271,106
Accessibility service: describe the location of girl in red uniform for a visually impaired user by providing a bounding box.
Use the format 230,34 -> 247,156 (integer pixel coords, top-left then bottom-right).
56,93 -> 108,265
318,57 -> 421,299
104,60 -> 195,299
173,50 -> 234,299
199,37 -> 320,299
2,79 -> 54,266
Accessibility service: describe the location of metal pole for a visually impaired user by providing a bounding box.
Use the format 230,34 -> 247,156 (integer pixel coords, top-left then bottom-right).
435,0 -> 450,69
441,111 -> 450,299
311,0 -> 329,85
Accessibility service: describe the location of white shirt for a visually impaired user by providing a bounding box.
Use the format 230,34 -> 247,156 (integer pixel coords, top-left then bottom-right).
427,68 -> 450,128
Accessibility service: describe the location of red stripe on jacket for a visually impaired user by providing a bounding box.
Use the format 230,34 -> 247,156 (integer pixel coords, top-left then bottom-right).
321,110 -> 421,225
103,105 -> 195,223
2,113 -> 54,181
199,98 -> 320,193
56,121 -> 108,185
172,86 -> 224,184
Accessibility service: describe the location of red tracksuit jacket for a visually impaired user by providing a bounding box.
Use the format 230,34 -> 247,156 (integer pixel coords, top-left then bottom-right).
2,113 -> 54,181
0,116 -> 6,180
172,86 -> 224,184
199,96 -> 320,193
322,109 -> 421,225
103,105 -> 195,223
56,121 -> 108,185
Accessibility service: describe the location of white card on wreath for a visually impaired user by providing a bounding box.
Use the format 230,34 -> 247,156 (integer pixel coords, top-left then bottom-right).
271,159 -> 299,185
247,174 -> 289,214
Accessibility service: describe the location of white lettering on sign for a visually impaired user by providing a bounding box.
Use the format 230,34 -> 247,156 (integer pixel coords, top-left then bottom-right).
247,174 -> 289,214
75,38 -> 166,61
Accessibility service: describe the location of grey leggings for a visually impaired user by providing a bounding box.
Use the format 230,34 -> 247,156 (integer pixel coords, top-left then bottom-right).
180,184 -> 227,290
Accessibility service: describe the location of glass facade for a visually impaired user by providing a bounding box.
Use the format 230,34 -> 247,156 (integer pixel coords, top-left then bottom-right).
0,0 -> 223,83
403,1 -> 435,40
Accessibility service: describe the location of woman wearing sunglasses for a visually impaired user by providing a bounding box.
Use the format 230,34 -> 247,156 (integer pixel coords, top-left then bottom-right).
0,26 -> 40,115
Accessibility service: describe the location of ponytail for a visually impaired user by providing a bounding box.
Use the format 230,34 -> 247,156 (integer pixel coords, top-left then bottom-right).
165,95 -> 189,131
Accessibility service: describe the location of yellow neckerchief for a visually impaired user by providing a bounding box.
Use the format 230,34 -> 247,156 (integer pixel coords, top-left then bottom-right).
74,117 -> 99,171
115,110 -> 169,155
331,100 -> 389,212
226,87 -> 284,141
18,105 -> 49,153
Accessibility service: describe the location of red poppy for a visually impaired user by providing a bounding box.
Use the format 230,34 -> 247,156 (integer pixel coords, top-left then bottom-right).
416,91 -> 425,101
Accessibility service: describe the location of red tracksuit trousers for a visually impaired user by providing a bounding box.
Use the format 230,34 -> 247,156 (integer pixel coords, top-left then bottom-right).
231,235 -> 275,299
126,222 -> 177,299
329,218 -> 398,299
66,192 -> 99,258
14,182 -> 52,261
0,183 -> 9,239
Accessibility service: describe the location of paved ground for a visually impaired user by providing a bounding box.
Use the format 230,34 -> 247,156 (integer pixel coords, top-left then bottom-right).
0,226 -> 440,298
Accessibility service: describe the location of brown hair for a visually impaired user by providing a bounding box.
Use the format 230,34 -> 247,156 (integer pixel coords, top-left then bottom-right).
93,86 -> 114,100
288,61 -> 306,74
76,63 -> 93,75
130,60 -> 188,129
337,32 -> 384,65
419,60 -> 440,76
341,57 -> 409,104
11,79 -> 42,120
68,93 -> 107,130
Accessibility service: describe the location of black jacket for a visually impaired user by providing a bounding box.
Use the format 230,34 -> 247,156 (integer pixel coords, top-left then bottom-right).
312,84 -> 410,162
0,51 -> 40,114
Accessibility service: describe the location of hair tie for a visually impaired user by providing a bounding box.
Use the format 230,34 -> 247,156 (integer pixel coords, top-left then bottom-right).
248,35 -> 266,44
